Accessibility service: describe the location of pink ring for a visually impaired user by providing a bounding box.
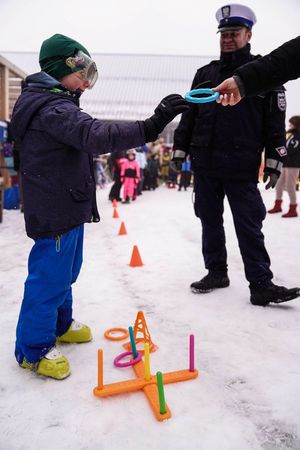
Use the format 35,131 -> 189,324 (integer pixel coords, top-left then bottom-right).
113,351 -> 142,368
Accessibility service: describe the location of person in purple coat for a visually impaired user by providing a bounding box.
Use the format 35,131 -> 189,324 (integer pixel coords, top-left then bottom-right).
10,33 -> 189,379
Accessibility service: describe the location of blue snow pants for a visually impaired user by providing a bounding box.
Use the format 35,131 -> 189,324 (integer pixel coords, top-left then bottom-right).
15,225 -> 84,364
193,174 -> 273,287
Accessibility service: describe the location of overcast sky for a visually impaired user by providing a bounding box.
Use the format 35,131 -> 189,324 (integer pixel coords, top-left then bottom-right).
0,0 -> 299,56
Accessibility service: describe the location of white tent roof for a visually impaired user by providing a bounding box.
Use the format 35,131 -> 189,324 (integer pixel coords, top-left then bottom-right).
1,51 -> 214,121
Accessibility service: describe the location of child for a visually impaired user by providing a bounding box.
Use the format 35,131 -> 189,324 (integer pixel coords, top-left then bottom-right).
268,115 -> 300,217
121,149 -> 140,203
178,156 -> 192,191
10,33 -> 189,379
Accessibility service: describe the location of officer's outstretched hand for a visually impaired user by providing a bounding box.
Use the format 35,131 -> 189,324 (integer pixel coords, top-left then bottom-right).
212,77 -> 242,106
263,170 -> 279,189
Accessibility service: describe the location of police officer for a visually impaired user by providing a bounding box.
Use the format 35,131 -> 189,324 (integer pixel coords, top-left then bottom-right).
172,4 -> 300,306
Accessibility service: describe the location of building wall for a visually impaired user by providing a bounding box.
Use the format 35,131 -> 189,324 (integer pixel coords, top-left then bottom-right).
0,55 -> 26,121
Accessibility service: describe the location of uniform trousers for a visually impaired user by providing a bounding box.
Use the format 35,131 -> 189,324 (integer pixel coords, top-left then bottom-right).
15,225 -> 83,363
193,174 -> 273,287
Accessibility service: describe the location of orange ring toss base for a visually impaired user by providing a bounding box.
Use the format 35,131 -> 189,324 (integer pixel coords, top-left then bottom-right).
94,356 -> 198,421
104,328 -> 130,341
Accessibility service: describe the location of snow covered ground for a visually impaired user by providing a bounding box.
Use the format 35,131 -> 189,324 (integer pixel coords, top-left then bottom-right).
1,183 -> 300,450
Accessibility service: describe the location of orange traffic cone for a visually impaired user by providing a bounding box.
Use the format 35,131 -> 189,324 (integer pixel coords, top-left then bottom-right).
129,245 -> 143,267
113,207 -> 119,219
112,199 -> 117,208
123,310 -> 157,353
118,221 -> 127,235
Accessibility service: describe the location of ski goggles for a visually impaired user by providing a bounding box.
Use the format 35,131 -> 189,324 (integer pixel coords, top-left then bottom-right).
65,50 -> 98,88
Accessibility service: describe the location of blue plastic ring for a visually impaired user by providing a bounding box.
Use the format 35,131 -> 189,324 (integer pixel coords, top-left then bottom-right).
184,88 -> 220,104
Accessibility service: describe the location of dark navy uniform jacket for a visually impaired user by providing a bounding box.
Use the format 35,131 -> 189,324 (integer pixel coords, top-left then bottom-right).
174,44 -> 286,181
10,72 -> 147,239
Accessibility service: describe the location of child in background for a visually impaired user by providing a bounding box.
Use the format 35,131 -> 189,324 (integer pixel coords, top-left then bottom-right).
268,115 -> 300,217
121,149 -> 140,203
178,156 -> 192,191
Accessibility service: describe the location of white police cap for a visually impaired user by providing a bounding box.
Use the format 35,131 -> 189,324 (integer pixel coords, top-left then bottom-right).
216,4 -> 257,32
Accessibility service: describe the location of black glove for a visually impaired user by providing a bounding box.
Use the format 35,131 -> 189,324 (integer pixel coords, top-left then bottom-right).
170,149 -> 187,172
263,170 -> 279,189
144,94 -> 189,142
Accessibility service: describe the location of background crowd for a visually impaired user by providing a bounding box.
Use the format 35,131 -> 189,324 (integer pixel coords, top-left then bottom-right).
106,137 -> 193,204
1,130 -> 300,214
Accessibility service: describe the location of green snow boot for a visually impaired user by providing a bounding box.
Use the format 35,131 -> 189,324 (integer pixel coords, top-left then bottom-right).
57,320 -> 92,343
20,347 -> 70,380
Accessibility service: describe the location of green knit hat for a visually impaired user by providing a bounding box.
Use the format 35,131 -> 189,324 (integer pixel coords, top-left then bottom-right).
39,33 -> 91,80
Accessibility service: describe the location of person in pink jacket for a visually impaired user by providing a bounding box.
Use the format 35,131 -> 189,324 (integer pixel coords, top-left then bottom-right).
121,149 -> 140,203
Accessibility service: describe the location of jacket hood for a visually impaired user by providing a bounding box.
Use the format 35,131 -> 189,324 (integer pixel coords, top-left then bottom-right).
25,71 -> 61,89
10,71 -> 79,140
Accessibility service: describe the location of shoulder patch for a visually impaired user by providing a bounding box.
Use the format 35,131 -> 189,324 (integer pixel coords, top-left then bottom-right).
276,146 -> 287,157
277,92 -> 286,111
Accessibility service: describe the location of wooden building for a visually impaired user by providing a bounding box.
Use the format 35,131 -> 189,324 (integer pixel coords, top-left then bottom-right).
0,54 -> 26,120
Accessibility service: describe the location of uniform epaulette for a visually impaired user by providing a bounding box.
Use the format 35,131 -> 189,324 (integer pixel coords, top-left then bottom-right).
196,60 -> 219,73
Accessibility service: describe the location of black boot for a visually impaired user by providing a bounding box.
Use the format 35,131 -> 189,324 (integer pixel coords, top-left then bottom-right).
250,282 -> 300,306
190,272 -> 230,293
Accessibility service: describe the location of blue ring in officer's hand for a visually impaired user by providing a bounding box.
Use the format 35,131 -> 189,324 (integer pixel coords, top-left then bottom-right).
185,88 -> 220,104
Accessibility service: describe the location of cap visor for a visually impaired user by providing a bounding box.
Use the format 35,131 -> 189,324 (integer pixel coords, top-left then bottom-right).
217,26 -> 244,33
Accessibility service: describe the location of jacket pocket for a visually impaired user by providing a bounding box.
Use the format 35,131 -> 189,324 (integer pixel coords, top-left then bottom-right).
233,136 -> 261,151
190,135 -> 211,147
68,180 -> 93,202
232,137 -> 261,166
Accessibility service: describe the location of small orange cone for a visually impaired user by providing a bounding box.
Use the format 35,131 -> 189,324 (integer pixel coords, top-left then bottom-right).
113,207 -> 119,219
129,245 -> 143,267
123,310 -> 157,353
118,221 -> 127,235
112,199 -> 117,208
